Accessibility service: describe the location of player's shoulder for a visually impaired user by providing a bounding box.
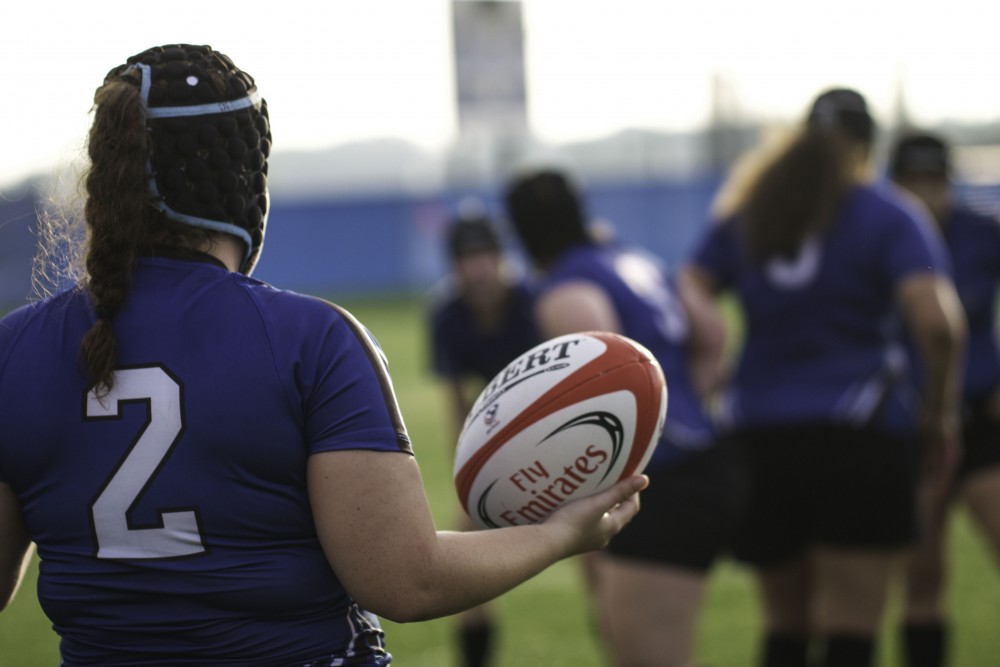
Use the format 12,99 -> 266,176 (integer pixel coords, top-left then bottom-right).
848,184 -> 937,239
426,276 -> 462,312
545,242 -> 607,280
853,183 -> 922,219
1,297 -> 46,331
233,275 -> 365,339
949,204 -> 1000,231
0,288 -> 78,337
0,289 -> 80,375
235,274 -> 326,312
507,276 -> 539,305
425,277 -> 466,328
0,301 -> 42,361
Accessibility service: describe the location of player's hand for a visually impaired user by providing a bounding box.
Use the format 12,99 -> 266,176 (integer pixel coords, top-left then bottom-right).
543,475 -> 648,555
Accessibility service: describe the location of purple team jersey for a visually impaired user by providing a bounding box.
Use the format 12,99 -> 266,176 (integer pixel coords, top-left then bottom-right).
429,281 -> 540,383
0,256 -> 410,665
692,185 -> 950,436
943,206 -> 1000,401
541,242 -> 714,467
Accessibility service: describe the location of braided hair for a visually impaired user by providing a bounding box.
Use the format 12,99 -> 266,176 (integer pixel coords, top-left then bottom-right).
79,44 -> 271,395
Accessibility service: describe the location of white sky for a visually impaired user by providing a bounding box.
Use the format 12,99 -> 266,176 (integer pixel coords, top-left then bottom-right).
2,0 -> 999,187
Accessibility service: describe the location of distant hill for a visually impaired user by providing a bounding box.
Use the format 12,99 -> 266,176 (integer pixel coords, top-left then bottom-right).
268,138 -> 447,199
7,118 -> 1000,201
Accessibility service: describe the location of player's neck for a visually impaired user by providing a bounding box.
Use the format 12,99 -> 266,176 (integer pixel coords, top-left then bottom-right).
200,236 -> 245,272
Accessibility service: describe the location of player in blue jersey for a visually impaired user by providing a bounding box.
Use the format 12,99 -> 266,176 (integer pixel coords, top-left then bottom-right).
504,169 -> 742,667
428,209 -> 540,667
890,132 -> 1000,667
430,209 -> 540,439
0,44 -> 648,667
685,89 -> 966,667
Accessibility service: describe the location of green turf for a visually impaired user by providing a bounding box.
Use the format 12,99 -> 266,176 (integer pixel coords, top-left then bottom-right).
2,294 -> 998,666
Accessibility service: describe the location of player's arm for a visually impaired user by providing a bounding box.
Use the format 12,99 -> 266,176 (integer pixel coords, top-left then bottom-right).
0,483 -> 32,611
681,263 -> 723,297
897,272 -> 967,489
679,264 -> 732,398
676,268 -> 727,399
307,449 -> 644,623
535,281 -> 621,338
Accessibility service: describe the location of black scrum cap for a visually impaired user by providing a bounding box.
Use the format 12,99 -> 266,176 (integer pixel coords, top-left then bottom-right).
890,133 -> 950,180
446,215 -> 501,259
105,44 -> 271,273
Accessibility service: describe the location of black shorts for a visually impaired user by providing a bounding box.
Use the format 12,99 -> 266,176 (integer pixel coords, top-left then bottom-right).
605,439 -> 747,572
732,424 -> 920,568
959,401 -> 1000,479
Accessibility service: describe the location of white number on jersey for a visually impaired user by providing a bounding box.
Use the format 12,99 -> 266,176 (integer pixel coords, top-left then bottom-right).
87,366 -> 205,560
765,237 -> 822,289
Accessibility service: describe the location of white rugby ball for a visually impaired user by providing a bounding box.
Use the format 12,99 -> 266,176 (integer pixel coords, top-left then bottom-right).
453,331 -> 667,529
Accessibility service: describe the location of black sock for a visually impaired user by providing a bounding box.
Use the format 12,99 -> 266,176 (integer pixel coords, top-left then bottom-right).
820,633 -> 874,667
902,621 -> 947,667
762,632 -> 810,667
458,622 -> 494,667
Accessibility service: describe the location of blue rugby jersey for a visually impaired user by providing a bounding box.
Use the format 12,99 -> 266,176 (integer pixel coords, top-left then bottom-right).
942,206 -> 1000,402
429,280 -> 541,382
692,185 -> 950,436
541,242 -> 714,467
0,256 -> 410,666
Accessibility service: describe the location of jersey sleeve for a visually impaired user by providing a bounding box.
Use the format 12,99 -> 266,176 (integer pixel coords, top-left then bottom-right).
880,205 -> 951,283
299,301 -> 413,456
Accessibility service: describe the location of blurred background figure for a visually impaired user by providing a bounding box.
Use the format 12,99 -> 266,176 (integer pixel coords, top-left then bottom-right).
430,205 -> 541,435
890,132 -> 1000,667
504,169 -> 744,667
683,89 -> 966,667
427,205 -> 540,667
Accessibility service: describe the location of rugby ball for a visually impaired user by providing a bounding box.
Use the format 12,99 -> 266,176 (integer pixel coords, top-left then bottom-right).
453,331 -> 667,529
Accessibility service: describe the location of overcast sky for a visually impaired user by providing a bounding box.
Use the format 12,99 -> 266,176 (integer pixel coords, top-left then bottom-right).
2,0 -> 998,187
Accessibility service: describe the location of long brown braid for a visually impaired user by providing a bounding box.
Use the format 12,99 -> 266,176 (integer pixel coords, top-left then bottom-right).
76,45 -> 270,396
77,78 -> 153,396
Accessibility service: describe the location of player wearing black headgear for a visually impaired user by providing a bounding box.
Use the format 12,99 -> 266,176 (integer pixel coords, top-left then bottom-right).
105,44 -> 272,275
428,206 -> 540,667
0,44 -> 648,667
890,131 -> 1000,667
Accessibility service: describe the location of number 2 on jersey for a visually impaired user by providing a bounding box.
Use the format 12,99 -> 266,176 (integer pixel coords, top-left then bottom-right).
87,366 -> 206,559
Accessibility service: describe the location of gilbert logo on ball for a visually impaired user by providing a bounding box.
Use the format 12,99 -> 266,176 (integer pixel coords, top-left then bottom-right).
454,331 -> 667,529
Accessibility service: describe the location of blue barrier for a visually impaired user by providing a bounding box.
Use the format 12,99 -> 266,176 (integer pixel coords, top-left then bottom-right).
0,192 -> 39,309
251,176 -> 724,297
5,176 -> 996,309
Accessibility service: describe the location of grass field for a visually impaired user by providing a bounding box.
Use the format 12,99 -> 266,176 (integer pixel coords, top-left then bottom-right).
2,294 -> 998,666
